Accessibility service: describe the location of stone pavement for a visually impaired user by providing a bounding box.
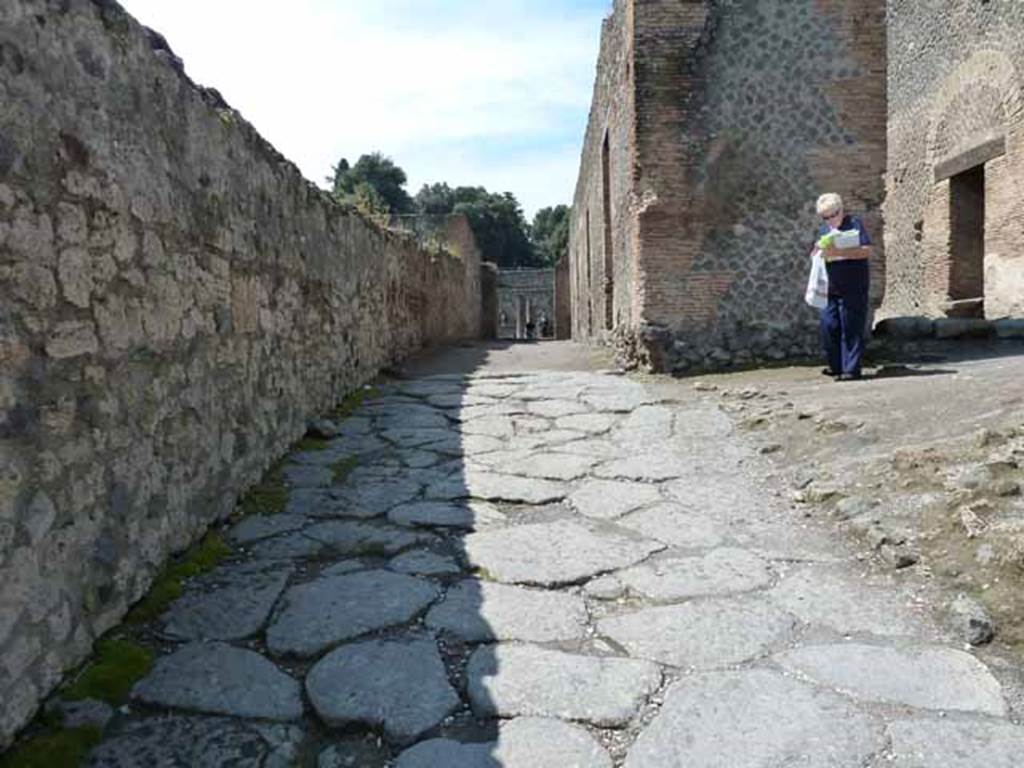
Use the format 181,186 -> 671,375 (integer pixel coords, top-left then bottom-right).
83,351 -> 1024,766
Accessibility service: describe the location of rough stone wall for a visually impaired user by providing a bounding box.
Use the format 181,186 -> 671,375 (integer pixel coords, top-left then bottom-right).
881,1 -> 1024,321
569,0 -> 637,343
0,0 -> 482,743
554,254 -> 571,339
495,269 -> 554,339
569,0 -> 887,373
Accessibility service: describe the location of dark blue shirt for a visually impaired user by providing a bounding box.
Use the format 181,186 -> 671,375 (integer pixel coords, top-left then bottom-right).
818,214 -> 870,297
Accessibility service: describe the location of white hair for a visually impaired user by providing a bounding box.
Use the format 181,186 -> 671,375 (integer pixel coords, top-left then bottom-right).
816,193 -> 843,216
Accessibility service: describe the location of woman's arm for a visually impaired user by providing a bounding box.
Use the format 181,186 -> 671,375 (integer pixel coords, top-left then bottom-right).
822,245 -> 872,261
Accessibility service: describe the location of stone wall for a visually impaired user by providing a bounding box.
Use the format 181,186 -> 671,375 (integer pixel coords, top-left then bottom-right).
554,255 -> 571,339
570,0 -> 637,344
569,0 -> 887,373
0,0 -> 482,743
495,269 -> 554,339
881,1 -> 1024,321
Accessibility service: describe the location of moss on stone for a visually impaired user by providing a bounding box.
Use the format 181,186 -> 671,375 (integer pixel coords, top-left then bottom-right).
63,638 -> 154,704
293,436 -> 330,452
331,455 -> 359,484
125,532 -> 231,624
239,460 -> 288,517
0,725 -> 102,768
329,386 -> 381,421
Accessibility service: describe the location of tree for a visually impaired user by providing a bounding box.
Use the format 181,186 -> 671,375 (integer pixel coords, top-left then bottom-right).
531,205 -> 571,266
330,152 -> 414,214
415,184 -> 541,269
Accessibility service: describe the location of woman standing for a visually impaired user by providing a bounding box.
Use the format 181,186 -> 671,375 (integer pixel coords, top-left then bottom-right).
816,193 -> 873,381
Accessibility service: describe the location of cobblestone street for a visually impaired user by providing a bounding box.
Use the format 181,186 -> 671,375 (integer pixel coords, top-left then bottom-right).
78,342 -> 1024,767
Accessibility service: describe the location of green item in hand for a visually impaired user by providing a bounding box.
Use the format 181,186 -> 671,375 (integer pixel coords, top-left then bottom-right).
817,233 -> 836,250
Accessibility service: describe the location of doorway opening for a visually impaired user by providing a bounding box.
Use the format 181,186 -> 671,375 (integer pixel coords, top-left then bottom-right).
947,164 -> 985,317
601,132 -> 614,331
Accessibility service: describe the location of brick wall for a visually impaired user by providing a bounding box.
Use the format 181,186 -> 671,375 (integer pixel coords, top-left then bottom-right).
569,0 -> 637,344
569,0 -> 887,373
0,0 -> 483,743
881,1 -> 1024,321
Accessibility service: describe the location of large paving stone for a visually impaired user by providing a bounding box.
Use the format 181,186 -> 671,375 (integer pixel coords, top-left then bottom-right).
598,597 -> 795,668
770,567 -> 922,636
86,716 -> 304,768
388,549 -> 461,576
555,413 -> 618,433
426,581 -> 587,642
459,416 -> 516,438
132,643 -> 303,721
568,479 -> 663,520
617,504 -> 727,549
229,514 -> 309,544
266,570 -> 439,657
624,670 -> 883,768
306,636 -> 459,743
888,718 -> 1024,767
582,389 -> 660,413
776,644 -> 1006,715
471,449 -> 597,481
249,531 -> 325,560
618,548 -> 772,601
594,453 -> 690,481
303,520 -> 436,556
160,561 -> 293,641
426,470 -> 569,505
380,427 -> 458,448
465,519 -> 663,586
466,645 -> 661,726
330,478 -> 422,517
387,500 -> 506,530
528,399 -> 590,418
613,406 -> 675,446
286,489 -> 345,517
283,464 -> 333,488
396,718 -> 612,768
662,473 -> 761,520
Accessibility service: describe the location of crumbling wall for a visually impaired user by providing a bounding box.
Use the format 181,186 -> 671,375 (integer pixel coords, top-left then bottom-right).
881,1 -> 1024,321
570,0 -> 887,373
569,0 -> 637,343
0,0 -> 481,743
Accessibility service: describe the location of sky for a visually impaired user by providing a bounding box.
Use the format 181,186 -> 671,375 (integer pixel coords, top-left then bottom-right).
117,0 -> 611,219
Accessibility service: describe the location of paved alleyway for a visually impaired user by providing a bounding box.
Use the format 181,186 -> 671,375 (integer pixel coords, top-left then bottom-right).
84,342 -> 1024,766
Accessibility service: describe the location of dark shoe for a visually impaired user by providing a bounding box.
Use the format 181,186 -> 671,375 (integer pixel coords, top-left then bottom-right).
837,372 -> 862,381
821,368 -> 839,377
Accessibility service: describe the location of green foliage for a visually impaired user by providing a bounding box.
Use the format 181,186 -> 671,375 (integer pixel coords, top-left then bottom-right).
293,436 -> 330,453
414,184 -> 542,269
329,386 -> 380,421
0,726 -> 102,768
331,455 -> 359,484
126,533 -> 231,623
531,204 -> 571,267
238,461 -> 288,517
331,152 -> 414,215
64,638 -> 154,704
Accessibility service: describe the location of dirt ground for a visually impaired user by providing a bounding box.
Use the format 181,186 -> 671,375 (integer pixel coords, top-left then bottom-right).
661,340 -> 1024,655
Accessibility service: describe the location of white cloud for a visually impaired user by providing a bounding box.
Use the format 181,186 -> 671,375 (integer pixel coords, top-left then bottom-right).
116,0 -> 608,216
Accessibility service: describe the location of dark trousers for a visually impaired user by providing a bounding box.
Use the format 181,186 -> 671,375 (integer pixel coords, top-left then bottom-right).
820,291 -> 868,375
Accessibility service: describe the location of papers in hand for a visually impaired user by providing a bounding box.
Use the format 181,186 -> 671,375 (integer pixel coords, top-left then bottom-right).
832,229 -> 861,249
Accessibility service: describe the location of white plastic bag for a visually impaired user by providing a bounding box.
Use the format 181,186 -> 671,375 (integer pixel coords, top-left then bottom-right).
804,248 -> 828,309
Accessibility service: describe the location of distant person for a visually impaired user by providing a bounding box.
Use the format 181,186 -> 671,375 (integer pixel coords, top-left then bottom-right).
540,315 -> 552,338
815,193 -> 872,381
525,319 -> 536,340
